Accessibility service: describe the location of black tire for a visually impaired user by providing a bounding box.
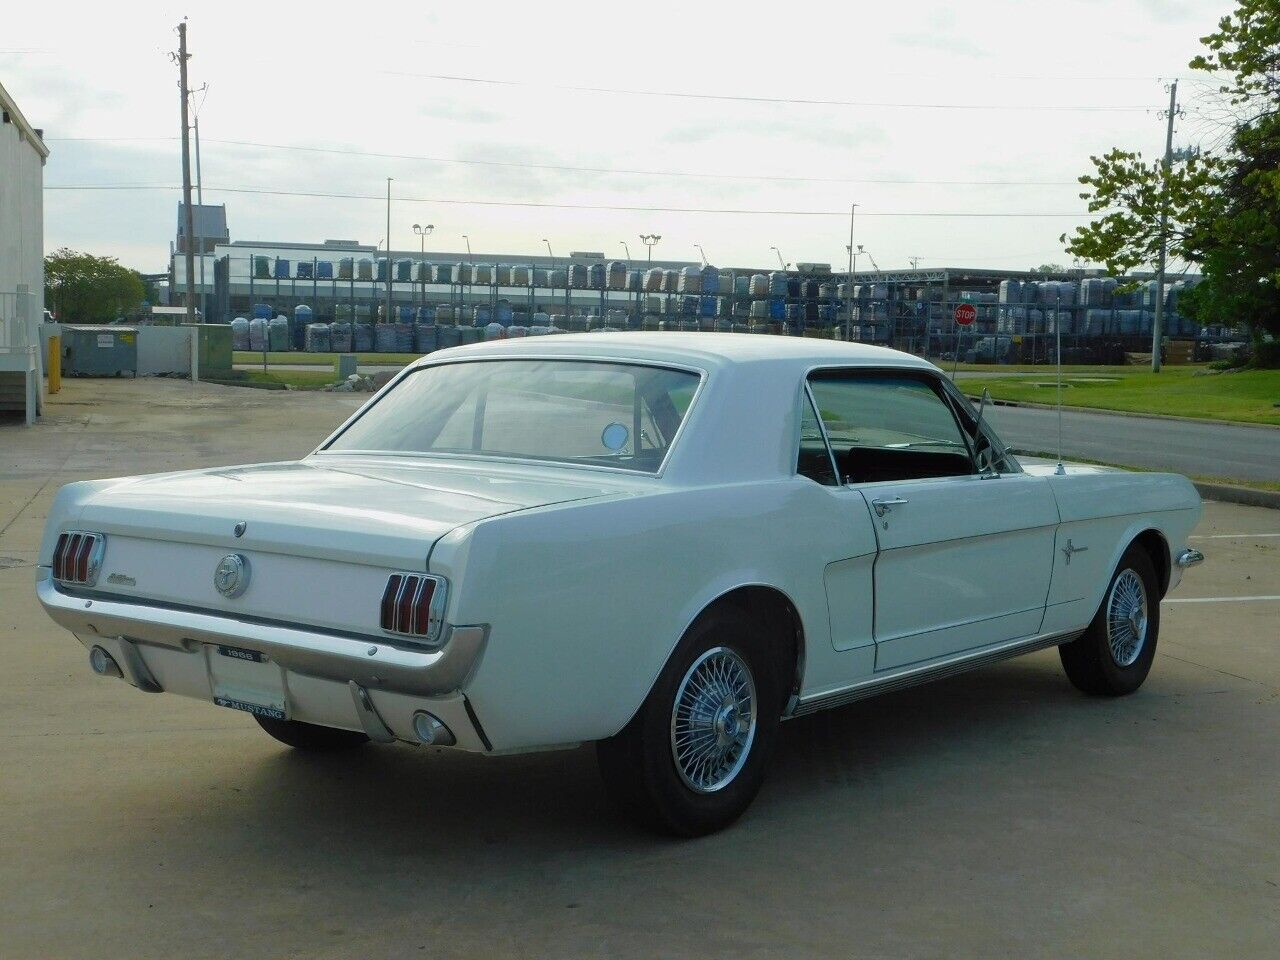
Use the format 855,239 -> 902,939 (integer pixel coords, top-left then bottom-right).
1059,544 -> 1161,696
254,714 -> 371,750
596,606 -> 789,837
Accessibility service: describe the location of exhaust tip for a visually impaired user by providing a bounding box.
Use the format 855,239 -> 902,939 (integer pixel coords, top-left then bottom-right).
89,645 -> 122,678
412,711 -> 456,747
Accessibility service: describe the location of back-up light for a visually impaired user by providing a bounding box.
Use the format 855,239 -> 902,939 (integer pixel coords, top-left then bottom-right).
380,573 -> 446,641
52,531 -> 105,586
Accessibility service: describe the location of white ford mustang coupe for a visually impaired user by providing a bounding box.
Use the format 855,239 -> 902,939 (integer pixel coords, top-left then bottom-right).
38,334 -> 1205,835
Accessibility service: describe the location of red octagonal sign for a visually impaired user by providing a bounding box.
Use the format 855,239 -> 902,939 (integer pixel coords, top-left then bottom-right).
954,303 -> 977,326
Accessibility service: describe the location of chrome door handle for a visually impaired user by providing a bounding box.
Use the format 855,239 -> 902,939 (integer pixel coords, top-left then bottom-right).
870,496 -> 909,517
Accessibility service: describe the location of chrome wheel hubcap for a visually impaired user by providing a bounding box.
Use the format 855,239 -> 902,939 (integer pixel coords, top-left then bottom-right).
670,647 -> 757,794
1107,569 -> 1148,668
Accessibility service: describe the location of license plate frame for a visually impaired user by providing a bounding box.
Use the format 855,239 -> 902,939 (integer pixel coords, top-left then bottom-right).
206,644 -> 290,721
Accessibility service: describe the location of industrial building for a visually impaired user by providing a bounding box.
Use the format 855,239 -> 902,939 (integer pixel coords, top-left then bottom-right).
0,80 -> 48,423
164,209 -> 1217,364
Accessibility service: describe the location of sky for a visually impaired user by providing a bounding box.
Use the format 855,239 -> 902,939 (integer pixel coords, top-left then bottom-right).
1,0 -> 1234,274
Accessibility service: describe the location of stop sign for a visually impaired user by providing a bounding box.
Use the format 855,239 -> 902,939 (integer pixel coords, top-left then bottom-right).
954,303 -> 977,326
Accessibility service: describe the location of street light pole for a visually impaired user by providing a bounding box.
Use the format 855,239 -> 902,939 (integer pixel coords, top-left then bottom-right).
695,244 -> 708,267
463,234 -> 472,313
640,234 -> 661,263
845,203 -> 857,340
620,241 -> 631,261
771,247 -> 787,271
413,223 -> 434,309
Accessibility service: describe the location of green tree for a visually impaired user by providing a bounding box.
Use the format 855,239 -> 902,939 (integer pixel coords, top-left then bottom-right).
44,248 -> 147,323
1062,0 -> 1279,354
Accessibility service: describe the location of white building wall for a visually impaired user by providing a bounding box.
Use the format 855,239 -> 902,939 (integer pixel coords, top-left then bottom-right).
0,81 -> 48,352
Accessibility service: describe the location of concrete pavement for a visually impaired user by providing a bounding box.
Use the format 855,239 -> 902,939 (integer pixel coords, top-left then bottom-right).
2,379 -> 1278,959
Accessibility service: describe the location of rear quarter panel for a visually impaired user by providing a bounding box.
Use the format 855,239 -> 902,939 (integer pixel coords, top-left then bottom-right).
1040,469 -> 1202,635
429,479 -> 870,750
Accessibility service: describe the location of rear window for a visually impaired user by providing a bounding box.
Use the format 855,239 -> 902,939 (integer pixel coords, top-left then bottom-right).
325,359 -> 700,473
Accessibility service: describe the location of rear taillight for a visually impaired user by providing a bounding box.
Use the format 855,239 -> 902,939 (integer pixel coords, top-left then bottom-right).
52,531 -> 105,586
380,573 -> 446,641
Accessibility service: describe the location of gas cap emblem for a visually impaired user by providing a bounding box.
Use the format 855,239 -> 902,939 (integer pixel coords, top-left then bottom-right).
214,554 -> 250,598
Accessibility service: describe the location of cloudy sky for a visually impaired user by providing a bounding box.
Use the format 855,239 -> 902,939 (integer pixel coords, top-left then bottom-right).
2,0 -> 1230,273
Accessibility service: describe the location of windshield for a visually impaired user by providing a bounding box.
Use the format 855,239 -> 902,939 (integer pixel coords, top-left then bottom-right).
325,359 -> 700,473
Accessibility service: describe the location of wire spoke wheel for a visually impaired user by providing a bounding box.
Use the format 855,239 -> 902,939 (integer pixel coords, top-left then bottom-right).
1106,568 -> 1149,668
670,646 -> 757,794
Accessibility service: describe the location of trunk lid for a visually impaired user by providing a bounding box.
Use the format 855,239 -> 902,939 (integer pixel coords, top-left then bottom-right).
69,457 -> 628,640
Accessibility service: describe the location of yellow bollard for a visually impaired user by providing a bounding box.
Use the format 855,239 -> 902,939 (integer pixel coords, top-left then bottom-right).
47,334 -> 61,394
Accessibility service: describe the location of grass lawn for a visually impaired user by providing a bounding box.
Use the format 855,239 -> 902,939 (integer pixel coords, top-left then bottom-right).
233,351 -> 418,366
206,369 -> 339,390
961,367 -> 1280,426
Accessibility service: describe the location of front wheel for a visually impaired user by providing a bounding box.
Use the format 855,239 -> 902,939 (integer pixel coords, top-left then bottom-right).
1059,544 -> 1161,696
254,714 -> 371,750
597,606 -> 787,837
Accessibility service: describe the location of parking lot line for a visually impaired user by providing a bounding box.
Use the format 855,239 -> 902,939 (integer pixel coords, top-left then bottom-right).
1190,533 -> 1280,539
1165,595 -> 1280,604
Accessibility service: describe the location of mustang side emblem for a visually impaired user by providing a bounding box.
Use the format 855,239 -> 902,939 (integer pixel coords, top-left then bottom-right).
214,554 -> 250,598
106,573 -> 136,587
1061,539 -> 1089,565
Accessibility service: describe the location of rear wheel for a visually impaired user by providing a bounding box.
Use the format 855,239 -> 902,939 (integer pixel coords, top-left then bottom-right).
597,606 -> 788,837
1059,545 -> 1160,696
254,715 -> 370,750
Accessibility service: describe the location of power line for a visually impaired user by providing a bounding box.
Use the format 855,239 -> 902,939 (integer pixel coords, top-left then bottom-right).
44,136 -> 1081,187
44,182 -> 1097,217
380,71 -> 1156,112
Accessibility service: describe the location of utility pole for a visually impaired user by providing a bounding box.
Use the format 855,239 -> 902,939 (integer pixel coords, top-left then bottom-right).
1152,80 -> 1178,373
385,177 -> 393,326
845,203 -> 857,339
194,114 -> 204,322
174,21 -> 196,327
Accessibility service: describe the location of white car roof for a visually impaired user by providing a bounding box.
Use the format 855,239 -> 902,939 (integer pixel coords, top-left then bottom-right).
415,331 -> 939,373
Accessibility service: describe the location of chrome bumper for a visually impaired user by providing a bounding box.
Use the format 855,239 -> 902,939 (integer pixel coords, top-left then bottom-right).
1175,548 -> 1205,568
36,572 -> 485,699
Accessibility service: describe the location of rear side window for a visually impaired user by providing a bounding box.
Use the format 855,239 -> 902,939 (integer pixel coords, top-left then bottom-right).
805,371 -> 974,483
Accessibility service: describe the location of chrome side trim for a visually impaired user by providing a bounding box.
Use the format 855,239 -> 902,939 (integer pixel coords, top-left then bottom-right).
349,681 -> 398,743
1175,548 -> 1205,568
38,575 -> 488,698
789,628 -> 1083,718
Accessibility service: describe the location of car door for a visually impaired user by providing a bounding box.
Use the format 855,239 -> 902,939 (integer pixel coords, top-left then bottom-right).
807,369 -> 1059,672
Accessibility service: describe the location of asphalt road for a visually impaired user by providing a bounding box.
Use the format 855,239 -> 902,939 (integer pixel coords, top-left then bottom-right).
2,378 -> 1278,959
985,404 -> 1280,483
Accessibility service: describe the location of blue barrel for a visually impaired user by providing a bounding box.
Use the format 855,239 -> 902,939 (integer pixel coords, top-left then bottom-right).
293,305 -> 313,351
316,261 -> 333,280
768,272 -> 787,297
296,261 -> 313,280
374,324 -> 398,353
252,302 -> 272,320
397,305 -> 415,323
274,258 -> 290,279
770,298 -> 787,321
396,259 -> 413,283
415,323 -> 438,353
785,303 -> 802,323
230,317 -> 249,350
473,304 -> 492,325
496,302 -> 514,325
701,265 -> 720,294
376,258 -> 389,282
353,323 -> 373,352
434,264 -> 453,284
699,295 -> 717,317
416,305 -> 435,323
588,263 -> 606,289
437,325 -> 462,349
329,322 -> 352,352
305,323 -> 331,352
395,323 -> 415,352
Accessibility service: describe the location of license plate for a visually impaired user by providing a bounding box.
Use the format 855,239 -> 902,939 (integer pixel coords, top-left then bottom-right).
206,644 -> 289,720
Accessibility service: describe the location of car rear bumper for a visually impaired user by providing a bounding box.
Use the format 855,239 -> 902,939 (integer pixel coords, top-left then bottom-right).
36,570 -> 490,750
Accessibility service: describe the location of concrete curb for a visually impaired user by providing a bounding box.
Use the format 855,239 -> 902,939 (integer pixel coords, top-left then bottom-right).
964,394 -> 1280,430
1192,482 -> 1280,510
